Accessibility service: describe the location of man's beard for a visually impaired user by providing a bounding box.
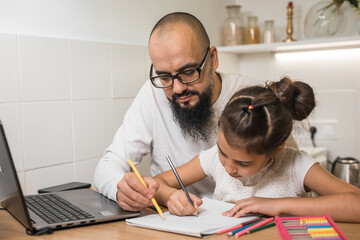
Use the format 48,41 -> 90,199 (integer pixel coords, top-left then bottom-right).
169,84 -> 215,142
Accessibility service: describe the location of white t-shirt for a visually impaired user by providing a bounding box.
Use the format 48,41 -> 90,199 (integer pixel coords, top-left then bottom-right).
94,72 -> 255,201
199,145 -> 316,203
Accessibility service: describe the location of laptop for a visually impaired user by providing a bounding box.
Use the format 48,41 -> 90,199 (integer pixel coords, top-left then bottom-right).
0,120 -> 140,235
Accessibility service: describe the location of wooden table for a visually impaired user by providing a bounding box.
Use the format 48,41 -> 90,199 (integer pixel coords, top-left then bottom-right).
1,208 -> 360,240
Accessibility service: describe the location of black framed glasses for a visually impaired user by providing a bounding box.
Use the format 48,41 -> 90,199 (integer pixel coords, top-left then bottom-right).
149,47 -> 210,88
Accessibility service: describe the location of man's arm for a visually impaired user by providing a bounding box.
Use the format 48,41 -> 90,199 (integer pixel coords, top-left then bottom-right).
93,82 -> 155,211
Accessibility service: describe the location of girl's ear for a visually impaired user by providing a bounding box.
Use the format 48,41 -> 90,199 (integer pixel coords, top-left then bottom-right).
275,144 -> 285,154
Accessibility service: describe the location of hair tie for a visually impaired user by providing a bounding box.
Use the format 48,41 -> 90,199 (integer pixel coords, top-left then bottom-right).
248,105 -> 254,110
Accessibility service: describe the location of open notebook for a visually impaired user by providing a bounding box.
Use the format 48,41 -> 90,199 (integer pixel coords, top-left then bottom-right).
126,197 -> 259,237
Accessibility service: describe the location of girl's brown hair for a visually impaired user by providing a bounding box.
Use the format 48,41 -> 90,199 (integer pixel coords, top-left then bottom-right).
219,77 -> 315,155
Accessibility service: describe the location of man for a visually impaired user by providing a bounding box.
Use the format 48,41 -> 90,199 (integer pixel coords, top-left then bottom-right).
94,12 -> 255,211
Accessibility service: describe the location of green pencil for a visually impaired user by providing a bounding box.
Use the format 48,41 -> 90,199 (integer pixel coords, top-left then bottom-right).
246,221 -> 275,234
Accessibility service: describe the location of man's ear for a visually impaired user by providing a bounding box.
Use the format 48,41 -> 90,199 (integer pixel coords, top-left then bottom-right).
210,46 -> 219,71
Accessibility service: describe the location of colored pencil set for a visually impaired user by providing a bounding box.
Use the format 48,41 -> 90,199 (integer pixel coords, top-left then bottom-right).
216,217 -> 275,237
275,215 -> 347,240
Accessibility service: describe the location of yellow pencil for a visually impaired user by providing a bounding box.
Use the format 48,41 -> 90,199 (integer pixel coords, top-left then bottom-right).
128,159 -> 165,220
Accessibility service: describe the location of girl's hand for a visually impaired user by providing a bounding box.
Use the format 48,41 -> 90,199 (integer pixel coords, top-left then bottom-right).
166,190 -> 202,216
222,197 -> 283,218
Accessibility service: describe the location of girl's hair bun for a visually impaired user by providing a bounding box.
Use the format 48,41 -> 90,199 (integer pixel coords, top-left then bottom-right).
267,77 -> 315,121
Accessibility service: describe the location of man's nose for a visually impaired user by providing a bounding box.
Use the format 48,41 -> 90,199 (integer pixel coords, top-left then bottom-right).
172,78 -> 188,94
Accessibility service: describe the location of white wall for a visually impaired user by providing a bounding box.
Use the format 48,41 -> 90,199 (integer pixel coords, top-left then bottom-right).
0,0 -> 226,194
0,0 -> 225,45
0,33 -> 149,193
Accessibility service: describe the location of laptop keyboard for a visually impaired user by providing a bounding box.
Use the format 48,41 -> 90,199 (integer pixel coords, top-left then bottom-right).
25,194 -> 94,224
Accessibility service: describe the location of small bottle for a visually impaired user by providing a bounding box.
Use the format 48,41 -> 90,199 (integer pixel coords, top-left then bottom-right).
263,20 -> 275,44
246,16 -> 260,44
223,5 -> 245,46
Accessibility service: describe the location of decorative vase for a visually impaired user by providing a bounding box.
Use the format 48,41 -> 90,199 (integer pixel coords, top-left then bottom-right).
304,0 -> 344,38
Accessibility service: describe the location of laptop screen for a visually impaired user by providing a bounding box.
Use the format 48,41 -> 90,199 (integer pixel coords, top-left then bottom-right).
0,121 -> 33,231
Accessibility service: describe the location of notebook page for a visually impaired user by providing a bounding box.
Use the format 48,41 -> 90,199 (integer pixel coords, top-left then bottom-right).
126,197 -> 258,237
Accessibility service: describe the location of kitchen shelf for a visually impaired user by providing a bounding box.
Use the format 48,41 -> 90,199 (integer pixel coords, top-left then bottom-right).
217,35 -> 360,54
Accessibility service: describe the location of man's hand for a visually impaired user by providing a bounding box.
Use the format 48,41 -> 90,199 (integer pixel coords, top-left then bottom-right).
116,172 -> 159,211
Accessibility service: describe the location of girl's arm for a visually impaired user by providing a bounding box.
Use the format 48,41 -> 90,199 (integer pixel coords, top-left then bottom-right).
223,164 -> 360,222
297,163 -> 360,221
154,155 -> 207,216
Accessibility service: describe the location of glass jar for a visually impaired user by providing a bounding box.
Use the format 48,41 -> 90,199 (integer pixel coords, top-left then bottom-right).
246,16 -> 260,44
223,5 -> 244,46
263,20 -> 275,44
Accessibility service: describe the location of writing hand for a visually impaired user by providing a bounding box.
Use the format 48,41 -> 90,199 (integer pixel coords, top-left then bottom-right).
167,190 -> 202,216
116,172 -> 159,211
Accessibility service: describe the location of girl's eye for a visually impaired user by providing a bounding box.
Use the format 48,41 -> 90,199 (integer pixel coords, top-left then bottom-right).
218,149 -> 251,167
235,161 -> 252,167
219,150 -> 225,156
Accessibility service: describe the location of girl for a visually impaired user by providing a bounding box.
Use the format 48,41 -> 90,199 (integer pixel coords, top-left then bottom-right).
154,77 -> 360,222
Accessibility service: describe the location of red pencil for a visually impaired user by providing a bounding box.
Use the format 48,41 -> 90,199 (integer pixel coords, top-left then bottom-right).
216,217 -> 263,234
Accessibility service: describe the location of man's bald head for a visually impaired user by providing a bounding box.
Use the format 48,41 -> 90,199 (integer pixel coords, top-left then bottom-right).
149,12 -> 210,49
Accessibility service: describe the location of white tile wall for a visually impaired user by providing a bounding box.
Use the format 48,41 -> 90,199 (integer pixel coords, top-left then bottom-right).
25,163 -> 75,194
0,33 -> 148,193
312,90 -> 358,161
0,33 -> 151,193
144,50 -> 152,76
75,158 -> 100,185
19,36 -> 70,101
111,44 -> 148,98
72,100 -> 115,162
315,90 -> 357,136
70,40 -> 112,100
0,33 -> 19,103
318,135 -> 358,163
22,102 -> 73,169
0,103 -> 23,171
